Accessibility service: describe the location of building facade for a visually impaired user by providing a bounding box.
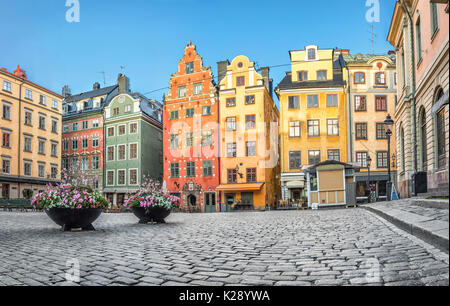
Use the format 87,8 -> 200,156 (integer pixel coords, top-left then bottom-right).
61,82 -> 119,192
343,53 -> 398,201
388,0 -> 449,198
163,42 -> 220,213
103,74 -> 163,207
275,46 -> 348,203
1,66 -> 62,199
216,55 -> 280,210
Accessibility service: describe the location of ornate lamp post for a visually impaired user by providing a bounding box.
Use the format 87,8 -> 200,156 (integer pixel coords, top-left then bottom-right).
367,155 -> 372,203
384,114 -> 395,201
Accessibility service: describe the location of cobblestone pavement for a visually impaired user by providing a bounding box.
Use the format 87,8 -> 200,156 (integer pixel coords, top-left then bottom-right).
0,209 -> 448,286
374,199 -> 449,222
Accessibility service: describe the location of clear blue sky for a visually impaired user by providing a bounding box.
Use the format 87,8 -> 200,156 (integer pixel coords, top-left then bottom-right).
0,0 -> 396,102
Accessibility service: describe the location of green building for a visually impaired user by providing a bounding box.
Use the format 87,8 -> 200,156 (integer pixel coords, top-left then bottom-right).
103,74 -> 163,207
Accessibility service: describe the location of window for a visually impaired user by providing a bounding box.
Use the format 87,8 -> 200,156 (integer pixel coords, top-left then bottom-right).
355,123 -> 368,140
375,72 -> 386,85
113,107 -> 120,116
307,120 -> 320,137
227,169 -> 237,183
51,166 -> 58,179
124,105 -> 131,113
354,72 -> 365,84
118,170 -> 125,185
24,161 -> 32,176
92,119 -> 99,128
2,103 -> 11,120
317,70 -> 327,81
226,97 -> 236,107
246,168 -> 257,183
62,140 -> 68,151
118,125 -> 126,135
52,100 -> 58,110
130,143 -> 138,159
118,145 -> 126,160
288,96 -> 299,109
376,123 -> 387,139
186,132 -> 194,147
202,130 -> 212,146
194,83 -> 202,95
298,71 -> 308,81
202,106 -> 211,115
202,161 -> 213,177
326,95 -> 338,107
129,169 -> 138,185
327,149 -> 340,161
289,121 -> 301,138
227,143 -> 237,157
356,152 -> 368,167
170,134 -> 179,149
2,81 -> 11,92
186,162 -> 196,177
92,137 -> 99,148
71,158 -> 79,171
81,157 -> 89,171
51,143 -> 57,157
82,138 -> 88,149
63,124 -> 69,133
245,115 -> 256,129
416,17 -> 423,62
2,159 -> 10,174
62,158 -> 69,170
437,106 -> 446,169
246,141 -> 256,157
72,139 -> 78,150
355,96 -> 367,111
72,122 -> 78,131
245,95 -> 255,105
107,127 -> 114,137
186,108 -> 195,118
2,131 -> 10,148
39,115 -> 46,130
308,150 -> 321,165
24,136 -> 32,152
186,62 -> 194,74
377,151 -> 388,168
92,156 -> 100,170
307,48 -> 316,60
24,111 -> 32,126
307,95 -> 319,108
51,119 -> 58,133
107,146 -> 115,161
327,119 -> 339,136
38,164 -> 45,178
226,117 -> 236,131
236,76 -> 245,86
178,86 -> 186,98
38,139 -> 45,154
430,2 -> 439,36
289,151 -> 302,170
107,171 -> 114,186
170,110 -> 179,120
170,163 -> 180,178
39,95 -> 46,105
420,109 -> 427,171
81,121 -> 88,130
130,122 -> 138,133
375,96 -> 387,111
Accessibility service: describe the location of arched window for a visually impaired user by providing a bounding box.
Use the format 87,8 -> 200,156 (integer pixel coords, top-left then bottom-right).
420,108 -> 427,171
400,126 -> 405,171
434,88 -> 446,169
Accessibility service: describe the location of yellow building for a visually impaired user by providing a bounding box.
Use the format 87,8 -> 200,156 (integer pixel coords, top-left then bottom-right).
216,55 -> 280,210
0,66 -> 63,199
342,53 -> 398,201
275,45 -> 348,204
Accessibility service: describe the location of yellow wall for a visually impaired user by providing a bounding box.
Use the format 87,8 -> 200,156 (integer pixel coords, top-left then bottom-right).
290,47 -> 334,82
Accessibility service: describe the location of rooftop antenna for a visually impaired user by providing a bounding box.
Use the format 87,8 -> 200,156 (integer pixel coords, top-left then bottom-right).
120,66 -> 125,73
368,24 -> 377,55
98,71 -> 106,86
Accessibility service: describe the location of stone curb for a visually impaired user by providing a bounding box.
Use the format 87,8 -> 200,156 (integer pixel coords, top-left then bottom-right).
361,205 -> 449,254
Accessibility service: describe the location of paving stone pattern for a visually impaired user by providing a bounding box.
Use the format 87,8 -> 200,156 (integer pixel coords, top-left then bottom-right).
0,209 -> 448,286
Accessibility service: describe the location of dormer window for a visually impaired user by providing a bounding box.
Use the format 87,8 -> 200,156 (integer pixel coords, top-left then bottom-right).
298,71 -> 308,81
307,48 -> 316,60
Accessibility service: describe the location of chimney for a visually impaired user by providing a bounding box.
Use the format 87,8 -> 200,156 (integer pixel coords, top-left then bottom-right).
340,49 -> 350,55
62,85 -> 71,98
14,65 -> 27,79
260,67 -> 273,98
93,82 -> 101,90
117,73 -> 130,94
217,60 -> 230,86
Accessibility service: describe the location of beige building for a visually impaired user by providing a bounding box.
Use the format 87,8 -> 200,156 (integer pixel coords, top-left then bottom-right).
0,66 -> 63,199
343,53 -> 398,201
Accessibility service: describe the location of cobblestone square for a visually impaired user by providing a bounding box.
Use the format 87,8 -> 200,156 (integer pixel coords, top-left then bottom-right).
0,208 -> 448,286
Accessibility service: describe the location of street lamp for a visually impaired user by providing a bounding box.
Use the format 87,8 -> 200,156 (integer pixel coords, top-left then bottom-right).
366,155 -> 372,203
384,114 -> 395,201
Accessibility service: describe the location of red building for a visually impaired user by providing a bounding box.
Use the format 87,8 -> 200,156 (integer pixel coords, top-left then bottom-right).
163,41 -> 220,213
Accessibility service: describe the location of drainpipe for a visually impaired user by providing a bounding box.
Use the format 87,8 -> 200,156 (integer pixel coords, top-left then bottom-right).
346,67 -> 354,162
399,0 -> 418,196
17,80 -> 24,198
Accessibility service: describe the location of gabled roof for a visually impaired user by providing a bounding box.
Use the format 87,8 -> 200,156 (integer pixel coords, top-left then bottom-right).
130,92 -> 162,124
63,85 -> 118,103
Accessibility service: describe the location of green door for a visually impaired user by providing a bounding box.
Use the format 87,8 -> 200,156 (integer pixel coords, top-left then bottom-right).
204,192 -> 216,213
241,192 -> 254,209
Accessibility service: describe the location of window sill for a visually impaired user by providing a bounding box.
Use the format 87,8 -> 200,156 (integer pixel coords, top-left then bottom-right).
2,89 -> 12,94
1,118 -> 11,121
1,146 -> 11,149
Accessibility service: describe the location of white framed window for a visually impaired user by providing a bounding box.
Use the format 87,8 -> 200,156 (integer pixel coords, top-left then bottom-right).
25,89 -> 33,100
52,100 -> 58,110
92,119 -> 99,128
107,126 -> 115,137
107,146 -> 115,161
129,122 -> 138,134
92,137 -> 99,148
129,169 -> 138,185
129,143 -> 138,159
107,170 -> 114,186
2,102 -> 11,120
39,95 -> 46,105
289,121 -> 301,137
118,144 -> 126,160
117,169 -> 126,185
194,83 -> 203,95
3,80 -> 11,92
118,124 -> 126,136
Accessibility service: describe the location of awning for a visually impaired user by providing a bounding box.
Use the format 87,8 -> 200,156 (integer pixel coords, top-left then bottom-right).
216,183 -> 264,192
431,90 -> 449,115
286,181 -> 304,188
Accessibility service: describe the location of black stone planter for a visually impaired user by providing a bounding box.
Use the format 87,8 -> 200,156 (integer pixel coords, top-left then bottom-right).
131,206 -> 171,224
45,208 -> 103,231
